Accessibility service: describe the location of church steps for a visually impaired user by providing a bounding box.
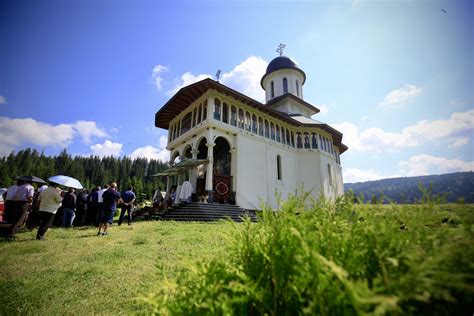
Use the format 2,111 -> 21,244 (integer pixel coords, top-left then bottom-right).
160,203 -> 257,222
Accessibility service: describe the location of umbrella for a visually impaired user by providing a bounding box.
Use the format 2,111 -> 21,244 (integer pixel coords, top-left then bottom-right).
48,175 -> 84,189
15,175 -> 47,184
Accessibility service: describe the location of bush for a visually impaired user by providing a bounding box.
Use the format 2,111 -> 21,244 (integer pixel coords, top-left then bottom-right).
141,195 -> 474,315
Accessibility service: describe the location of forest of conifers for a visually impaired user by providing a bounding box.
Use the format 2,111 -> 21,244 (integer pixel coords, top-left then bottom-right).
0,148 -> 168,201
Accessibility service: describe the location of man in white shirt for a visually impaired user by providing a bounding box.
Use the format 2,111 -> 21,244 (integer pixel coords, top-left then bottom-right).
36,183 -> 63,240
4,180 -> 34,240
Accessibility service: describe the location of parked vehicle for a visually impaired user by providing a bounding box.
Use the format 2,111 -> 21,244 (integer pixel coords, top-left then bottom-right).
0,188 -> 7,221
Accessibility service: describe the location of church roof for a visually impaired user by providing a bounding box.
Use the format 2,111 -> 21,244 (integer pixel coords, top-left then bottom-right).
266,93 -> 320,116
155,78 -> 347,153
260,56 -> 306,88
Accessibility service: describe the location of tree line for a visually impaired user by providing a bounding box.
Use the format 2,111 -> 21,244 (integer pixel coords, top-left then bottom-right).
0,148 -> 168,203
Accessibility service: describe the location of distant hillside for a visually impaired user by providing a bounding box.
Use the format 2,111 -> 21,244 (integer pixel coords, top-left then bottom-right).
344,172 -> 474,203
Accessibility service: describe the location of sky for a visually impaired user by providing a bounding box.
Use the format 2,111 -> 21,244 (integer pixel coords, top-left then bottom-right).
0,0 -> 473,183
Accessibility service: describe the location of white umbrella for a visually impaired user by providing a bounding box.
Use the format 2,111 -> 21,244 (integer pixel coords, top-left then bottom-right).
48,175 -> 84,189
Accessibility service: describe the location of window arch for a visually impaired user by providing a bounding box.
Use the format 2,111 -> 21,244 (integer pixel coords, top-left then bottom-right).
238,108 -> 244,129
304,132 -> 310,149
311,133 -> 318,149
252,114 -> 257,133
270,122 -> 275,140
296,132 -> 303,148
264,119 -> 270,138
222,102 -> 228,123
283,77 -> 288,94
230,105 -> 237,126
214,98 -> 221,121
271,81 -> 275,98
245,111 -> 251,131
277,155 -> 282,180
258,117 -> 264,136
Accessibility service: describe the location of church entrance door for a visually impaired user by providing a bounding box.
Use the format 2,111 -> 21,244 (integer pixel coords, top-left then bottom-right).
212,137 -> 232,204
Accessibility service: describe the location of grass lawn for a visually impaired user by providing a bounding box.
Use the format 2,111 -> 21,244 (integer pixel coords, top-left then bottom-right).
0,220 -> 233,315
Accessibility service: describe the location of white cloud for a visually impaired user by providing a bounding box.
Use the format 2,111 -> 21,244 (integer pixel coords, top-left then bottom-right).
343,168 -> 388,183
334,109 -> 474,152
90,140 -> 122,157
317,104 -> 329,115
379,84 -> 422,108
151,64 -> 169,91
159,135 -> 168,149
0,117 -> 75,156
73,120 -> 108,144
167,56 -> 268,102
399,154 -> 474,176
129,145 -> 169,162
450,137 -> 469,148
0,96 -> 6,104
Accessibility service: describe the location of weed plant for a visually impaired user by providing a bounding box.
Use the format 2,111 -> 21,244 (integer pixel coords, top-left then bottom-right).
142,195 -> 474,315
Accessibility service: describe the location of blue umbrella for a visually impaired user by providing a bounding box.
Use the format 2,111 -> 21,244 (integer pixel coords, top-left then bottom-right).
48,175 -> 83,189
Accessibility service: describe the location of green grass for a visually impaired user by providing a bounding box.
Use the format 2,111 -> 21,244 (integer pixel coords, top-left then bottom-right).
0,220 -> 232,315
1,202 -> 473,315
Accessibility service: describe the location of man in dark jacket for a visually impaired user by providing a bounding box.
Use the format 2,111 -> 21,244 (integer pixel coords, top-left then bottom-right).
97,182 -> 122,236
118,186 -> 136,226
62,188 -> 76,228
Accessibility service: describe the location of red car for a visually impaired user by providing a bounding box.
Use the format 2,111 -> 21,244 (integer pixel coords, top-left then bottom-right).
0,188 -> 6,221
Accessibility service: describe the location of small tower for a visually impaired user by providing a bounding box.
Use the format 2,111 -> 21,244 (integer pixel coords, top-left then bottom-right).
261,56 -> 306,103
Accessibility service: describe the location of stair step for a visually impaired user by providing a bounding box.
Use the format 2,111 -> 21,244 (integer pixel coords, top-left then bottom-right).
159,202 -> 257,223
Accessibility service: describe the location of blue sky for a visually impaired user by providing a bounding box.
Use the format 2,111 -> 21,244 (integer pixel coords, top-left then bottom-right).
0,0 -> 472,183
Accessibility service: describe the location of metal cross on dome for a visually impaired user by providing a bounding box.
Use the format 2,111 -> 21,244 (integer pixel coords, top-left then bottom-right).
216,69 -> 222,82
276,43 -> 286,56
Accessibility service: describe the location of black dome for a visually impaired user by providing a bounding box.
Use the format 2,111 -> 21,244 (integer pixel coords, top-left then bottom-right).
261,56 -> 306,88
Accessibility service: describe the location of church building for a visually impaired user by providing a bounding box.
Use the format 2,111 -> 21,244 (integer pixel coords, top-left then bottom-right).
155,54 -> 347,210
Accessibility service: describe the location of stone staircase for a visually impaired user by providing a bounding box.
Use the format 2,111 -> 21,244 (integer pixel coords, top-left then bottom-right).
160,202 -> 258,222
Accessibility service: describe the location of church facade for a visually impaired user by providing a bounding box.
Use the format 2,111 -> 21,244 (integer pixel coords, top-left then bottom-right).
155,55 -> 347,210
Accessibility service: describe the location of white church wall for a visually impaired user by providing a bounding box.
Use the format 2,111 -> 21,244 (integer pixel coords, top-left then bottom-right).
263,70 -> 305,101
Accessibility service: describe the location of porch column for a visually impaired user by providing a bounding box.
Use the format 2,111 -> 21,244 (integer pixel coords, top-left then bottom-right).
229,147 -> 236,193
205,142 -> 215,203
190,148 -> 199,193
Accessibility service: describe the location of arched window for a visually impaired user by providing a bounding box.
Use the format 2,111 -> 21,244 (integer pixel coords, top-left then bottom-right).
264,120 -> 270,138
286,129 -> 291,145
214,98 -> 221,121
283,77 -> 288,94
296,80 -> 300,97
230,105 -> 237,126
245,111 -> 251,131
181,112 -> 192,134
270,122 -> 275,140
258,117 -> 264,136
192,108 -> 197,127
281,127 -> 286,144
202,103 -> 207,120
252,114 -> 257,133
296,133 -> 303,148
222,102 -> 228,124
291,131 -> 295,147
277,155 -> 282,180
311,133 -> 318,149
271,81 -> 275,98
304,132 -> 310,149
238,108 -> 244,129
197,104 -> 202,124
276,124 -> 281,142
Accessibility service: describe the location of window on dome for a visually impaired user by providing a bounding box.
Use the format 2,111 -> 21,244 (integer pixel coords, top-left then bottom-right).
296,80 -> 300,97
252,114 -> 257,133
238,108 -> 244,129
181,112 -> 192,135
271,81 -> 275,98
283,77 -> 288,94
214,98 -> 221,121
277,155 -> 282,180
258,117 -> 264,136
230,105 -> 237,126
222,103 -> 228,123
245,111 -> 251,131
311,133 -> 318,149
264,120 -> 270,138
304,132 -> 310,149
270,122 -> 275,140
296,132 -> 302,148
276,124 -> 281,142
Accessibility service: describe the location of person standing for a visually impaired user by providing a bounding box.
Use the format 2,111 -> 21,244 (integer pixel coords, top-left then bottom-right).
76,189 -> 88,226
97,184 -> 108,225
97,182 -> 122,236
62,188 -> 76,228
36,183 -> 63,240
3,180 -> 34,240
118,186 -> 136,226
86,186 -> 100,226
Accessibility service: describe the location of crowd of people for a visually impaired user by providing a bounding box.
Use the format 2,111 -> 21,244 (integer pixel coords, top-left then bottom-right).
1,180 -> 139,240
